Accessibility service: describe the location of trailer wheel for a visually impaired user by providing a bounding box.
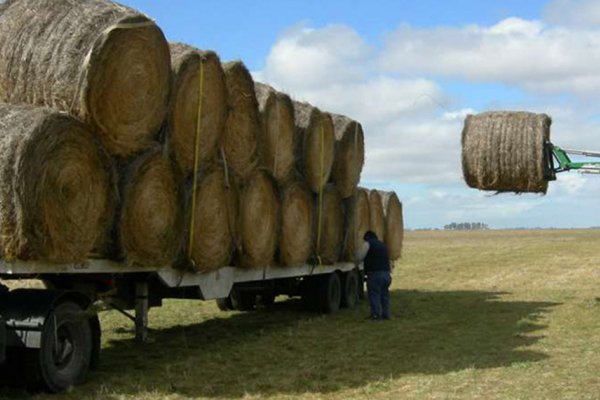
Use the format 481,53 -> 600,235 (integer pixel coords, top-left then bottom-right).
33,301 -> 93,392
341,270 -> 359,309
230,290 -> 256,311
318,273 -> 341,314
216,297 -> 234,311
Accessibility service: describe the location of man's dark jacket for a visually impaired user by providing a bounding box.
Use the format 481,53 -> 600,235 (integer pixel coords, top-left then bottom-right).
364,238 -> 391,274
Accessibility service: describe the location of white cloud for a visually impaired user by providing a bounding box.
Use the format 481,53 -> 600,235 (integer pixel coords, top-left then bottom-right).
380,18 -> 600,96
544,0 -> 600,27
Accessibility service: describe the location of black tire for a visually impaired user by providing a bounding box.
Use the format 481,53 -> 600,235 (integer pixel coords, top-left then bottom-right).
341,270 -> 359,309
216,296 -> 234,311
257,293 -> 275,306
32,301 -> 93,392
230,290 -> 256,311
317,273 -> 341,314
357,271 -> 366,300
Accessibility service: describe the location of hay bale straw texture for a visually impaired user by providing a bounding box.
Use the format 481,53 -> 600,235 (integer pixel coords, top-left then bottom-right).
0,104 -> 115,263
331,114 -> 365,199
342,188 -> 370,262
462,111 -> 551,194
314,184 -> 344,265
293,101 -> 335,193
168,43 -> 228,176
117,147 -> 183,267
186,165 -> 238,272
222,61 -> 260,179
0,0 -> 171,158
380,191 -> 403,261
238,170 -> 280,268
279,181 -> 314,266
254,82 -> 296,183
368,189 -> 385,241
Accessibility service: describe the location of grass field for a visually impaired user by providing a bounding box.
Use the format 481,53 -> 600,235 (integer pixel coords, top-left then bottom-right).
1,229 -> 600,400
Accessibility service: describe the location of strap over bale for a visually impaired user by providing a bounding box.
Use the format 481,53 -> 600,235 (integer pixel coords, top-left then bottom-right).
462,111 -> 552,194
0,104 -> 116,263
0,0 -> 171,158
168,43 -> 228,176
185,164 -> 238,272
254,82 -> 296,183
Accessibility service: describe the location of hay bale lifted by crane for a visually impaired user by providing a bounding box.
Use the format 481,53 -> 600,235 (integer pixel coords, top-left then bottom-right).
293,101 -> 335,194
462,111 -> 552,194
0,104 -> 115,263
255,82 -> 296,183
0,0 -> 171,158
168,43 -> 228,176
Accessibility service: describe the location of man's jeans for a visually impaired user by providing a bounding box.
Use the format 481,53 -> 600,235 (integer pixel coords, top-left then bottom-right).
366,270 -> 392,318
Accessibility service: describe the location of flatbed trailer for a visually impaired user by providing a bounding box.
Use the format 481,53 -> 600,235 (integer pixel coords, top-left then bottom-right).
0,259 -> 363,391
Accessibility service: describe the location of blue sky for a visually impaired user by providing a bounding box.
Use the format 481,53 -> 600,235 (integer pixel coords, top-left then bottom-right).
122,0 -> 600,229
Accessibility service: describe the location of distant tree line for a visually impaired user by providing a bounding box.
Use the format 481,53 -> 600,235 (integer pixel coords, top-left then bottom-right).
444,222 -> 489,230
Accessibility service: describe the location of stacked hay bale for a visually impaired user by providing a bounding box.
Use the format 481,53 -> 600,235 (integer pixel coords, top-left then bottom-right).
168,43 -> 228,176
113,147 -> 183,267
0,0 -> 171,158
331,114 -> 365,199
0,0 -> 404,270
380,191 -> 404,261
461,111 -> 551,194
0,104 -> 116,263
255,83 -> 296,183
222,61 -> 260,179
293,101 -> 335,194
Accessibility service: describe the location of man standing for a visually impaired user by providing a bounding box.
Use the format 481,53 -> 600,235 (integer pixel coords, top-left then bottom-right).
359,230 -> 392,320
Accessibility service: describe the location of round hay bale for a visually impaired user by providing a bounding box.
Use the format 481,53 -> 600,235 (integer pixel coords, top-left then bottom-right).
331,114 -> 365,199
255,82 -> 296,183
185,164 -> 238,272
368,189 -> 385,241
279,181 -> 314,267
238,170 -> 279,268
293,101 -> 335,193
380,191 -> 404,261
342,188 -> 370,262
462,111 -> 551,194
117,147 -> 184,267
0,104 -> 115,263
0,0 -> 171,158
168,43 -> 228,176
222,61 -> 260,179
314,184 -> 344,265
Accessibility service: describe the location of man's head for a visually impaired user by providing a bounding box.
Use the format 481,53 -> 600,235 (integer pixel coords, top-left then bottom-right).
364,230 -> 378,241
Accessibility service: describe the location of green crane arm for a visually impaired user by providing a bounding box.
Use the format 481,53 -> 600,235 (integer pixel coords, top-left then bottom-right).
551,145 -> 600,174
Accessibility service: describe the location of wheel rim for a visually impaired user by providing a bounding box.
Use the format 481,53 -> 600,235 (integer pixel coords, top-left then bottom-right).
53,322 -> 76,369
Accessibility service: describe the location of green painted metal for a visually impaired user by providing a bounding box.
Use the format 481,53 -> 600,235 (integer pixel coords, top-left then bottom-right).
552,145 -> 600,173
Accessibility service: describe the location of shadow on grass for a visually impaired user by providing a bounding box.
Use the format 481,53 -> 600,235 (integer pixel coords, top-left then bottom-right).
0,290 -> 559,398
